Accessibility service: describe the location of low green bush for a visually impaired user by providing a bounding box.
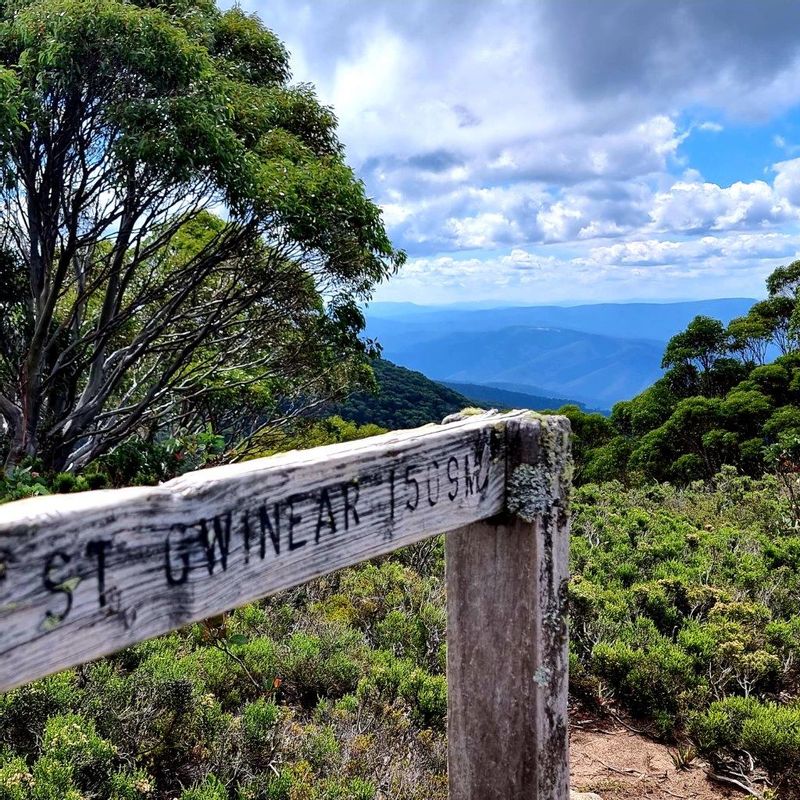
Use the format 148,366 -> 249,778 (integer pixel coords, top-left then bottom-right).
0,672 -> 79,757
109,769 -> 157,800
692,696 -> 800,779
43,714 -> 116,793
28,756 -> 82,800
357,651 -> 446,729
569,474 -> 800,785
179,774 -> 227,800
280,627 -> 365,705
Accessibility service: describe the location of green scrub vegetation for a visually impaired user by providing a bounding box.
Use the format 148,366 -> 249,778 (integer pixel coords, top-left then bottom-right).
4,465 -> 800,796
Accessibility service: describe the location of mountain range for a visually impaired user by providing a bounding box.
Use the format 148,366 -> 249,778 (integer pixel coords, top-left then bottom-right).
365,298 -> 756,409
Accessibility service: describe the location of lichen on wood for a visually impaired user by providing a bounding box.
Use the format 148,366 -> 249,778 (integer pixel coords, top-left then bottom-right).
507,412 -> 572,523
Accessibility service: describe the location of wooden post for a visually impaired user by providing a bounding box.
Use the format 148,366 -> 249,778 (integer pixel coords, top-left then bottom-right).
446,415 -> 571,800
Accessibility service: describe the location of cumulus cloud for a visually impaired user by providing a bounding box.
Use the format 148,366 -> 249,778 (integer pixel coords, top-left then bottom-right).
381,232 -> 800,304
583,233 -> 800,267
650,179 -> 798,233
238,0 -> 800,302
773,157 -> 800,205
384,166 -> 800,254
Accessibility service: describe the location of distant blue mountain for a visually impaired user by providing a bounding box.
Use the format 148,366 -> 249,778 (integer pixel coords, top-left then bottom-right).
384,326 -> 662,408
366,298 -> 755,343
366,299 -> 757,407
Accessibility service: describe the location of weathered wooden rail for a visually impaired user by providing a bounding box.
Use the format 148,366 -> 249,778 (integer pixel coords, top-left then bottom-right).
0,409 -> 571,800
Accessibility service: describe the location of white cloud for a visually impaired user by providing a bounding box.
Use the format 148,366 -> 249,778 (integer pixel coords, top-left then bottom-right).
583,233 -> 800,267
237,0 -> 800,303
381,166 -> 800,257
650,179 -> 798,233
537,202 -> 585,242
380,203 -> 412,227
773,157 -> 800,205
582,240 -> 684,266
446,213 -> 525,249
375,231 -> 800,304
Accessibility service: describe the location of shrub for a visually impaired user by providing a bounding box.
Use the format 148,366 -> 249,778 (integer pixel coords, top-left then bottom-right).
240,638 -> 280,690
179,774 -> 227,800
42,714 -> 116,793
0,753 -> 34,800
357,652 -> 447,729
0,673 -> 78,756
0,465 -> 50,503
300,724 -> 340,773
84,472 -> 110,490
591,630 -> 701,728
281,628 -> 365,705
29,756 -> 83,800
241,697 -> 281,769
236,771 -> 293,800
109,769 -> 156,800
51,473 -> 78,494
692,696 -> 800,777
242,698 -> 280,745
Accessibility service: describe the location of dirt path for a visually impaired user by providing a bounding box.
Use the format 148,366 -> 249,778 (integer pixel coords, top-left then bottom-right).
570,722 -> 738,800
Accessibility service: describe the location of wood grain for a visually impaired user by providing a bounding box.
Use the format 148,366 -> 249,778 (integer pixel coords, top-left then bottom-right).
0,411 -> 525,692
446,416 -> 570,800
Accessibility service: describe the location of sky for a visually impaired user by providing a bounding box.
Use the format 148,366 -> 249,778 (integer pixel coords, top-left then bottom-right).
241,0 -> 800,305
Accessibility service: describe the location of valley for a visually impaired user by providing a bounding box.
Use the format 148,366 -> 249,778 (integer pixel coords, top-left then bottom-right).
367,299 -> 756,410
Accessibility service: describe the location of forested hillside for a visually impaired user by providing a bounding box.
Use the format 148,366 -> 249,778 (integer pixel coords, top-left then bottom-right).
329,359 -> 470,429
328,359 -> 584,430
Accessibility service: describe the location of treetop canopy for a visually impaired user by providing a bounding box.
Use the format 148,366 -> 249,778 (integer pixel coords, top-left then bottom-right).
0,0 -> 402,289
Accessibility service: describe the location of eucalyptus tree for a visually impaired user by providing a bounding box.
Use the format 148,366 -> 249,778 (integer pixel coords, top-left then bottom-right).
661,315 -> 728,376
0,0 -> 403,471
727,315 -> 771,366
750,259 -> 800,356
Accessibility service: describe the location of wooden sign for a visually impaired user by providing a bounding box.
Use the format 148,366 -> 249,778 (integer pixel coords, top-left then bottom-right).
0,411 -> 519,692
0,409 -> 573,800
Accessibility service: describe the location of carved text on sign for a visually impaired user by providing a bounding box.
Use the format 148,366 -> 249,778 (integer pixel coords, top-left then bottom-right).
1,418 -> 510,692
